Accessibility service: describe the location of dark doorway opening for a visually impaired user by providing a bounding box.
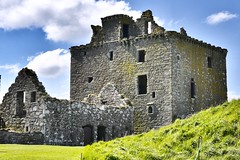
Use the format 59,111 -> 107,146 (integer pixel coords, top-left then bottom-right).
122,24 -> 129,38
83,125 -> 94,145
138,75 -> 147,94
97,126 -> 106,141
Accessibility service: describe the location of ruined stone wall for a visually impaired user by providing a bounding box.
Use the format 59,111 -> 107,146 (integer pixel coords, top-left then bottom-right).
42,97 -> 133,145
0,68 -> 47,132
101,14 -> 136,42
169,31 -> 227,120
0,130 -> 43,144
0,68 -> 133,145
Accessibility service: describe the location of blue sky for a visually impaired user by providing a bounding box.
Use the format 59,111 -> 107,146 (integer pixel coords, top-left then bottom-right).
0,0 -> 239,102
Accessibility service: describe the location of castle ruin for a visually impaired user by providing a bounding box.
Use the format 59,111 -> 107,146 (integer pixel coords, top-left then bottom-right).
70,10 -> 227,133
0,10 -> 227,145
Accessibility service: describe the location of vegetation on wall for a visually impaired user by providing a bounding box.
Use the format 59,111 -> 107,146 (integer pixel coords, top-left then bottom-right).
121,59 -> 137,81
82,99 -> 240,159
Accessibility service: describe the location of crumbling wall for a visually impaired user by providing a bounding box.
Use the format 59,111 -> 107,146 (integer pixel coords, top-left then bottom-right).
0,68 -> 133,145
0,68 -> 47,132
0,130 -> 43,144
43,97 -> 133,146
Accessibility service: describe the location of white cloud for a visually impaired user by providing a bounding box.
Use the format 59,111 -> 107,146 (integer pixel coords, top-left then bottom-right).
0,64 -> 21,74
26,49 -> 70,78
206,11 -> 238,25
26,48 -> 71,100
0,0 -> 144,43
0,49 -> 71,102
228,91 -> 240,101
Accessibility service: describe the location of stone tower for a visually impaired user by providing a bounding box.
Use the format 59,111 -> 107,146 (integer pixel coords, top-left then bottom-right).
70,10 -> 227,133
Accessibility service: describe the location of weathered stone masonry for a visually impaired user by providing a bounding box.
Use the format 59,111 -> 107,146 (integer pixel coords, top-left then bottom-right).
0,68 -> 133,145
70,10 -> 227,133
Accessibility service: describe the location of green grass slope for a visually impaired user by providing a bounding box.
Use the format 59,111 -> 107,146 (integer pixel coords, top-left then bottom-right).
82,100 -> 240,160
0,144 -> 83,160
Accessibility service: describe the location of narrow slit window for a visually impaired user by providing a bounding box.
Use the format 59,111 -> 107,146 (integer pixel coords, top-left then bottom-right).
109,51 -> 113,61
138,75 -> 147,94
191,78 -> 196,98
138,50 -> 145,62
152,92 -> 155,98
207,57 -> 212,68
148,21 -> 152,34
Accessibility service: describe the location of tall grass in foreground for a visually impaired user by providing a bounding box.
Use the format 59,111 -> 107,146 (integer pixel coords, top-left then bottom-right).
82,100 -> 240,160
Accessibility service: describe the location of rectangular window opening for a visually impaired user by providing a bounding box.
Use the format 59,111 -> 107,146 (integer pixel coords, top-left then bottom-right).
123,24 -> 129,38
138,50 -> 145,62
207,57 -> 212,68
191,78 -> 196,98
138,75 -> 147,94
31,91 -> 37,102
16,91 -> 26,117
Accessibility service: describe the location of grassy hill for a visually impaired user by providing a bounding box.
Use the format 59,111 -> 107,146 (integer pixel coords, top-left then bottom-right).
82,100 -> 240,160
